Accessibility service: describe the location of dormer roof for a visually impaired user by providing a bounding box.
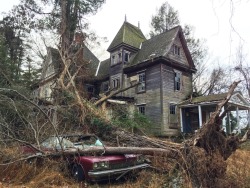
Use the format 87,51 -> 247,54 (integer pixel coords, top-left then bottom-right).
107,21 -> 146,52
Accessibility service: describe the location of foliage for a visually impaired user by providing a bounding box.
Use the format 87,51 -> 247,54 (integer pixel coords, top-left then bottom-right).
111,105 -> 152,134
149,2 -> 179,37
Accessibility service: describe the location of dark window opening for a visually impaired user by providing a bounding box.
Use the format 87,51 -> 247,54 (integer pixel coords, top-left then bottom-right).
112,78 -> 120,89
174,72 -> 181,91
87,85 -> 94,93
138,105 -> 145,115
103,82 -> 109,92
170,104 -> 176,114
173,45 -> 180,56
124,52 -> 129,62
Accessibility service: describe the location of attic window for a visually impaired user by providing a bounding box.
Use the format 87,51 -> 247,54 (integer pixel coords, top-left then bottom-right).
173,45 -> 180,56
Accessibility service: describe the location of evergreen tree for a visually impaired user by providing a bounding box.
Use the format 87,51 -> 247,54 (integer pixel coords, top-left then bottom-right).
150,2 -> 207,94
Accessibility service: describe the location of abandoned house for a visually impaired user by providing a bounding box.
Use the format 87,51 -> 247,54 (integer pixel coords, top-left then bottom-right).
37,21 -> 250,136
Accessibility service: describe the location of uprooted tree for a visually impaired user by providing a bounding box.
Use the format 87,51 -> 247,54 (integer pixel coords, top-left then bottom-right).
0,0 -> 250,187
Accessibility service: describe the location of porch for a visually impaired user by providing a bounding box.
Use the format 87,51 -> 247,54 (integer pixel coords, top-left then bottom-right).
179,92 -> 250,134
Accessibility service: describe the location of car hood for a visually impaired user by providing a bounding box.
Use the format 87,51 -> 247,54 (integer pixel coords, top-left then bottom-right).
78,154 -> 137,163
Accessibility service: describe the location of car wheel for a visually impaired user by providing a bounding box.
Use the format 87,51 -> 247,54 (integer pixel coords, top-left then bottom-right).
72,164 -> 85,182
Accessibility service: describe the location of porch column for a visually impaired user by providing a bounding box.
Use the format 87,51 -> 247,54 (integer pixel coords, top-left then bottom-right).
248,109 -> 250,128
226,112 -> 231,134
236,106 -> 239,131
221,106 -> 226,129
198,105 -> 202,128
180,108 -> 183,132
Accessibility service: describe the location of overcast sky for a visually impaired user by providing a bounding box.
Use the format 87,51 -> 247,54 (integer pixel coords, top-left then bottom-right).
1,0 -> 250,66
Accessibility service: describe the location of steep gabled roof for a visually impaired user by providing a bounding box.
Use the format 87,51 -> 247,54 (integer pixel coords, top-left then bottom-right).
107,21 -> 146,52
95,58 -> 110,80
125,26 -> 195,72
41,45 -> 99,82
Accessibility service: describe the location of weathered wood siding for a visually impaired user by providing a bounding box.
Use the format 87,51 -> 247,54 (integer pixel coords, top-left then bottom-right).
161,63 -> 192,135
124,64 -> 162,134
167,36 -> 189,66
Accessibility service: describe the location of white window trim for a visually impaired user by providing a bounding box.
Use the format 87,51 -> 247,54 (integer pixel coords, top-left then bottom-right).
174,70 -> 182,91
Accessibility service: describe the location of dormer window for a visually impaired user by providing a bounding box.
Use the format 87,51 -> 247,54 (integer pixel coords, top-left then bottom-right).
173,45 -> 180,56
124,52 -> 130,62
111,55 -> 115,65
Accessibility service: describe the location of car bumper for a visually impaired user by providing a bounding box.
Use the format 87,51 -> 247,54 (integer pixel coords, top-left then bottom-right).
88,163 -> 150,181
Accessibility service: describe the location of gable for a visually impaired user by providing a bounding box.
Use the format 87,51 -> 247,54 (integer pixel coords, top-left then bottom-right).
167,36 -> 189,66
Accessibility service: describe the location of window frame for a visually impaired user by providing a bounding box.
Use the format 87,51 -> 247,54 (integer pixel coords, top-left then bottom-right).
124,52 -> 130,62
110,74 -> 122,90
169,103 -> 176,115
137,104 -> 146,115
102,81 -> 109,92
173,44 -> 180,56
174,71 -> 182,91
137,71 -> 146,93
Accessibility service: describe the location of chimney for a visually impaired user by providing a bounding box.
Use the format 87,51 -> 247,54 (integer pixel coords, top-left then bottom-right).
138,21 -> 140,29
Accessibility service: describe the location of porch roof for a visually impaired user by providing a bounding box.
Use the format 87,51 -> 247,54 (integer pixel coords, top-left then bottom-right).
179,92 -> 250,110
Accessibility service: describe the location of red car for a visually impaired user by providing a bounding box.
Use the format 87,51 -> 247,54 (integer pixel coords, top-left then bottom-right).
21,134 -> 149,182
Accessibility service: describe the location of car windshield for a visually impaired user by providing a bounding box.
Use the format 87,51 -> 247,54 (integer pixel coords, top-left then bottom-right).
71,135 -> 103,148
41,137 -> 74,149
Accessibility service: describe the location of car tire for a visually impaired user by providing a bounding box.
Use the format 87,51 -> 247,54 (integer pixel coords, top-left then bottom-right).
72,164 -> 85,182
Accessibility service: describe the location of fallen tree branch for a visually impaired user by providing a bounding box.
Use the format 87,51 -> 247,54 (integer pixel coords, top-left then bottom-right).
94,82 -> 140,106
